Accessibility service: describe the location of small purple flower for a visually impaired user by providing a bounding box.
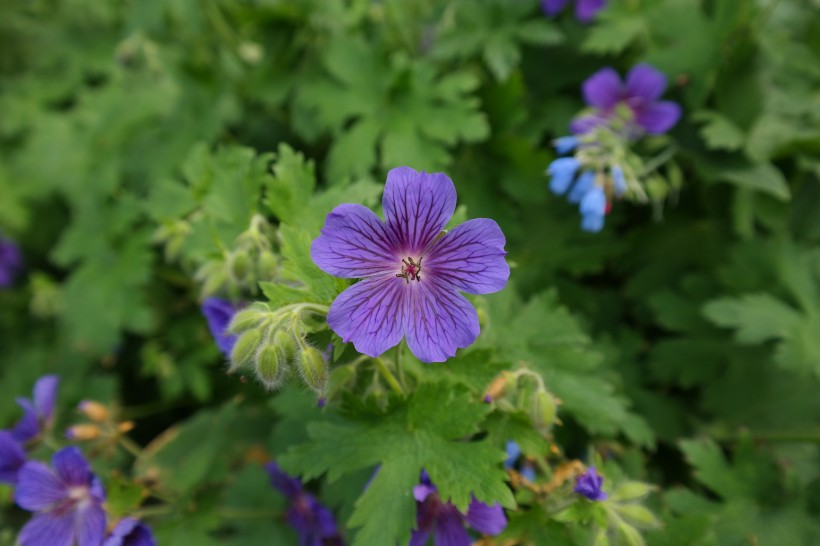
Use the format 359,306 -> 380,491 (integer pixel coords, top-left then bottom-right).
15,447 -> 106,546
12,375 -> 59,444
410,471 -> 506,546
542,0 -> 607,23
571,64 -> 681,136
311,167 -> 510,363
103,518 -> 157,546
0,430 -> 26,484
201,297 -> 241,357
0,235 -> 23,287
265,462 -> 345,546
574,467 -> 607,501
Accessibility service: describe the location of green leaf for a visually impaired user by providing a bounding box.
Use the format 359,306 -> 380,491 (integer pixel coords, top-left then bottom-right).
702,293 -> 802,344
693,111 -> 746,151
278,224 -> 340,304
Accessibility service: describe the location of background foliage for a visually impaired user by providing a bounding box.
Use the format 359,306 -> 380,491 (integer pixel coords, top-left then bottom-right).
2,0 -> 820,545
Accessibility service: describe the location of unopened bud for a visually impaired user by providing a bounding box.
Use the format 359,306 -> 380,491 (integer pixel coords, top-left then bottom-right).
255,345 -> 287,390
118,421 -> 135,434
484,373 -> 509,402
257,250 -> 278,280
66,424 -> 101,441
273,330 -> 296,361
530,391 -> 558,433
516,375 -> 540,411
229,250 -> 252,282
298,347 -> 329,393
228,304 -> 270,335
78,401 -> 109,422
230,329 -> 262,373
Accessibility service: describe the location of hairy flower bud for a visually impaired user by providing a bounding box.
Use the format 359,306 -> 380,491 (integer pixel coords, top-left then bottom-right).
530,390 -> 558,433
229,250 -> 253,282
297,347 -> 329,394
78,401 -> 109,422
255,345 -> 287,390
230,329 -> 262,373
257,250 -> 278,280
228,303 -> 270,335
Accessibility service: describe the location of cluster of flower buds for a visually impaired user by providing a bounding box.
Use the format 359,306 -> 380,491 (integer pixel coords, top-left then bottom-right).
195,214 -> 280,297
484,369 -> 560,434
227,302 -> 330,395
66,400 -> 136,451
547,64 -> 683,232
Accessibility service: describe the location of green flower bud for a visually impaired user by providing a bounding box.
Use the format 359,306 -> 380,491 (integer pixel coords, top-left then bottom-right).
273,330 -> 297,361
530,390 -> 558,433
228,303 -> 271,335
515,374 -> 540,412
229,329 -> 262,373
257,250 -> 278,280
255,344 -> 287,390
298,346 -> 328,394
230,250 -> 253,282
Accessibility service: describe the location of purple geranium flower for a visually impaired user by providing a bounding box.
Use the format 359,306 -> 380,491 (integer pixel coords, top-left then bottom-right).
12,375 -> 59,444
311,167 -> 510,363
0,234 -> 23,287
15,447 -> 106,546
0,430 -> 26,484
201,297 -> 241,357
571,64 -> 681,136
542,0 -> 606,22
411,471 -> 506,546
574,467 -> 607,501
265,462 -> 345,546
103,518 -> 156,546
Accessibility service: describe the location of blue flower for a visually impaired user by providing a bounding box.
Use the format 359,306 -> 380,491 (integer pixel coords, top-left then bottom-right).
574,467 -> 607,501
580,186 -> 606,233
0,431 -> 26,484
612,166 -> 627,196
265,462 -> 345,546
0,234 -> 23,287
553,136 -> 579,155
11,375 -> 59,444
410,471 -> 506,546
547,158 -> 581,196
567,171 -> 596,204
104,518 -> 157,546
201,298 -> 242,357
503,441 -> 536,482
14,447 -> 107,546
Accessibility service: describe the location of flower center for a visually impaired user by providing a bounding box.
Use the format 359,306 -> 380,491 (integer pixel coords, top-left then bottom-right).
396,256 -> 422,283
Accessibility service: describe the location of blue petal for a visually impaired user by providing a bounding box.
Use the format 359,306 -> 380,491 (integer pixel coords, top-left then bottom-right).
568,171 -> 596,204
553,136 -> 579,155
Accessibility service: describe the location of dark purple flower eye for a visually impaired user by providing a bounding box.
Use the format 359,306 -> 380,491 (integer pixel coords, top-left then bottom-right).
311,167 -> 510,363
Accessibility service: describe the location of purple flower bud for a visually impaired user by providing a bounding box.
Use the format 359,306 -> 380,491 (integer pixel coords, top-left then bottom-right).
541,0 -> 607,23
574,467 -> 607,501
0,235 -> 23,288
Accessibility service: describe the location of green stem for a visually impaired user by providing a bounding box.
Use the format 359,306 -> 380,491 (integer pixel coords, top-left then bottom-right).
640,145 -> 678,177
374,358 -> 405,397
130,505 -> 174,518
119,436 -> 144,458
219,508 -> 283,520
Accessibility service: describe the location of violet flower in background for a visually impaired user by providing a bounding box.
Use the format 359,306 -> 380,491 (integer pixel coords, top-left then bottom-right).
542,0 -> 606,23
0,234 -> 23,287
201,297 -> 241,357
14,447 -> 106,546
12,375 -> 59,444
571,64 -> 681,136
0,431 -> 26,484
265,462 -> 345,546
574,467 -> 608,501
311,167 -> 510,363
410,470 -> 506,546
103,518 -> 157,546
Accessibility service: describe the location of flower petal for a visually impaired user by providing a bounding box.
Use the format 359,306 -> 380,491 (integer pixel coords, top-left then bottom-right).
311,204 -> 399,278
327,275 -> 406,358
581,213 -> 605,233
52,447 -> 92,488
103,518 -> 157,546
432,508 -> 471,546
575,0 -> 607,22
15,461 -> 66,511
403,277 -> 480,363
541,0 -> 570,16
76,502 -> 106,546
465,498 -> 507,535
33,375 -> 59,422
409,530 -> 431,546
382,167 -> 456,255
265,461 -> 303,499
634,101 -> 682,134
18,512 -> 75,546
425,219 -> 509,295
0,430 -> 26,484
12,398 -> 40,442
414,483 -> 437,503
625,64 -> 668,102
201,298 -> 240,357
581,68 -> 623,110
